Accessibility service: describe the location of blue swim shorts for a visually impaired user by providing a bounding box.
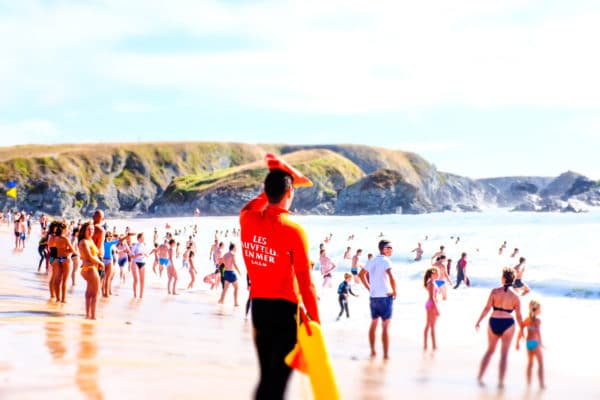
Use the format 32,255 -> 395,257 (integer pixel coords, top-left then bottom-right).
223,270 -> 237,283
369,296 -> 393,320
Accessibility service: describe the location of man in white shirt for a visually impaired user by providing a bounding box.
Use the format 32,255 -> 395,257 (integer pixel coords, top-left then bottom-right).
359,240 -> 397,360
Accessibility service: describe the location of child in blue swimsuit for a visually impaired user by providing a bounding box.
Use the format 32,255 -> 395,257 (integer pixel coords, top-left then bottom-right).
516,300 -> 545,389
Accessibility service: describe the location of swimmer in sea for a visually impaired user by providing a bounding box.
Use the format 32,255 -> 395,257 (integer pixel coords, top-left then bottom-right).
411,242 -> 424,261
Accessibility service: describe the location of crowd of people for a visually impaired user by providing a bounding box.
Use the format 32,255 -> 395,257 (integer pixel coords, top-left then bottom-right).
7,155 -> 546,398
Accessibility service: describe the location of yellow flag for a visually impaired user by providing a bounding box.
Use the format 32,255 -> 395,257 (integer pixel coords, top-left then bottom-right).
6,187 -> 16,198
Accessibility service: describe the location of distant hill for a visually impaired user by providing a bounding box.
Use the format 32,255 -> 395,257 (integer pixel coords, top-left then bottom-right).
0,142 -> 598,218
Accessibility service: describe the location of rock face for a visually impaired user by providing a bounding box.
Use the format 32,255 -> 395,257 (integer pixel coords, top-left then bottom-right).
0,142 -> 598,218
335,169 -> 433,215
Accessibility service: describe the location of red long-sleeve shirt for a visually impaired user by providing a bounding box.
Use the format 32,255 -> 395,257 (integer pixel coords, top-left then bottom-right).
239,192 -> 320,323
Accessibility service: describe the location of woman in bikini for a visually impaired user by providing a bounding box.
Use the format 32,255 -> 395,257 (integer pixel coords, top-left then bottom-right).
78,222 -> 104,320
70,226 -> 80,287
47,222 -> 59,300
54,222 -> 77,303
475,267 -> 523,388
516,300 -> 545,389
423,266 -> 440,350
186,248 -> 198,289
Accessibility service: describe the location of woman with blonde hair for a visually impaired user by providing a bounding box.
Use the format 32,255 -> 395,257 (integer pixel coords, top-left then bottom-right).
423,266 -> 440,350
475,267 -> 523,388
78,221 -> 104,319
516,300 -> 545,389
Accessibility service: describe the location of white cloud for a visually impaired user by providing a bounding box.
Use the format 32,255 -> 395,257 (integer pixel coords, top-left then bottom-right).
2,0 -> 600,112
0,119 -> 60,145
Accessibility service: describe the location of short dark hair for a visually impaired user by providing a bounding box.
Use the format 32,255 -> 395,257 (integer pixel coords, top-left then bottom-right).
378,240 -> 391,252
264,169 -> 293,204
502,267 -> 515,285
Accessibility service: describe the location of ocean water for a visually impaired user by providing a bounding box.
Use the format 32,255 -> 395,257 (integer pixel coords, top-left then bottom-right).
106,208 -> 600,301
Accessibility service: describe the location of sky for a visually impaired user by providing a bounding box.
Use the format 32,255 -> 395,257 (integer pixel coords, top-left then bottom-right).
1,0 -> 599,179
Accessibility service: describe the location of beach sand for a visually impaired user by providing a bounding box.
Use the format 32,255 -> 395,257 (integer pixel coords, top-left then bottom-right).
0,226 -> 597,400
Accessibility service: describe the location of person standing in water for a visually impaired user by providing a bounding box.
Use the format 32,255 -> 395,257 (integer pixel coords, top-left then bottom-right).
513,257 -> 530,296
239,154 -> 320,400
411,242 -> 424,261
453,252 -> 470,289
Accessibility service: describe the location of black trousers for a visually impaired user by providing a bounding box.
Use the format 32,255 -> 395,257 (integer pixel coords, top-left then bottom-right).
251,298 -> 298,400
454,268 -> 469,288
338,296 -> 349,318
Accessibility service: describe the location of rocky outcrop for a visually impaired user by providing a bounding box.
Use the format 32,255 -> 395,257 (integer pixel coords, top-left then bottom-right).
335,169 -> 433,215
1,142 -> 598,218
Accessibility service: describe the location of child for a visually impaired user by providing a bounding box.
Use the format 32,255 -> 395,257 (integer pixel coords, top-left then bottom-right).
423,267 -> 440,350
336,273 -> 358,320
516,300 -> 545,389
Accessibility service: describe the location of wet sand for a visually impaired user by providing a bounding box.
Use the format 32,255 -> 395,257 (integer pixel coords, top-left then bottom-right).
0,226 -> 597,400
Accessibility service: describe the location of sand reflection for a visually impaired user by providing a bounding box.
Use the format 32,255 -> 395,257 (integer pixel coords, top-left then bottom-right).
359,360 -> 387,400
44,319 -> 67,361
76,322 -> 104,400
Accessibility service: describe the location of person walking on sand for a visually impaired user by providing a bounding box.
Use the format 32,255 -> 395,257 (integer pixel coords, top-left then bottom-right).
239,154 -> 320,400
37,228 -> 49,273
70,226 -> 80,287
319,248 -> 336,288
351,249 -> 363,284
359,240 -> 397,360
166,238 -> 178,295
91,210 -> 106,283
131,233 -> 149,299
101,232 -> 121,297
186,248 -> 198,289
453,252 -> 470,289
336,273 -> 358,320
423,266 -> 440,350
475,267 -> 523,389
115,239 -> 131,284
156,240 -> 169,278
513,257 -> 530,296
516,299 -> 545,389
218,243 -> 242,306
78,222 -> 104,320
